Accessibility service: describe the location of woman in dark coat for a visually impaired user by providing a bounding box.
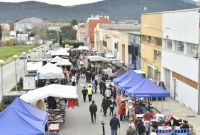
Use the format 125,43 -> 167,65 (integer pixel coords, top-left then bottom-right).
101,97 -> 110,116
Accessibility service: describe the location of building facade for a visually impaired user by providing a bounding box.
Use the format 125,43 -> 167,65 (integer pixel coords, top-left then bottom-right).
161,9 -> 200,113
76,23 -> 86,45
86,16 -> 112,48
141,9 -> 200,113
95,23 -> 140,66
140,13 -> 162,83
14,17 -> 45,32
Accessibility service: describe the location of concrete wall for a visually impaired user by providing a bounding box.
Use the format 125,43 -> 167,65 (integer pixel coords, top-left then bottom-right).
162,49 -> 198,83
162,9 -> 199,44
174,79 -> 198,113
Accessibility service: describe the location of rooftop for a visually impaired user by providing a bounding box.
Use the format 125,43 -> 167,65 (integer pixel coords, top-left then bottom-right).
99,23 -> 141,30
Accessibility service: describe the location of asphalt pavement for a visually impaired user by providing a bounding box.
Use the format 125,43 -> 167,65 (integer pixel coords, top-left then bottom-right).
61,77 -> 129,135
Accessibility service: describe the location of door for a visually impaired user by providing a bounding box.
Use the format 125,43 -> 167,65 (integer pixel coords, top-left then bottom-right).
172,78 -> 177,100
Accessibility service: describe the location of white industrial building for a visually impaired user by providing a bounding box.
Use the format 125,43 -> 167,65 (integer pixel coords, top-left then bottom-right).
14,17 -> 45,32
161,8 -> 200,113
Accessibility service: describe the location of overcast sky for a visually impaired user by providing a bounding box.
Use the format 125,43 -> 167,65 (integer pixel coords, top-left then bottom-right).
0,0 -> 104,6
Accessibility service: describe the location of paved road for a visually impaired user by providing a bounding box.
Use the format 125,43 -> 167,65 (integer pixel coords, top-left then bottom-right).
61,77 -> 129,135
0,42 -> 51,101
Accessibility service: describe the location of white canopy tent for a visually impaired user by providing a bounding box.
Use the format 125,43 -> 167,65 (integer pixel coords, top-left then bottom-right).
50,48 -> 69,56
105,53 -> 114,59
27,61 -> 43,72
20,84 -> 78,103
37,63 -> 65,79
87,55 -> 110,62
76,46 -> 90,51
51,56 -> 63,63
56,59 -> 72,66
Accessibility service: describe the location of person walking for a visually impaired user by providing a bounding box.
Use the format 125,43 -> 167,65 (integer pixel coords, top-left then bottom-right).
87,85 -> 93,102
109,98 -> 117,116
89,100 -> 97,123
94,79 -> 98,93
110,114 -> 120,135
126,124 -> 137,135
118,101 -> 126,121
136,120 -> 146,135
101,97 -> 110,116
82,87 -> 87,102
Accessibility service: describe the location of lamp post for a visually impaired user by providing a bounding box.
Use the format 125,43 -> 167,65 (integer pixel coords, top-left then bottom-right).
22,52 -> 26,75
28,49 -> 32,59
0,60 -> 4,101
13,55 -> 18,91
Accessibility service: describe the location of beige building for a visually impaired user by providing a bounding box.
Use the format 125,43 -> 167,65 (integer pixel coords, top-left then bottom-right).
140,13 -> 162,82
95,23 -> 140,66
76,23 -> 86,45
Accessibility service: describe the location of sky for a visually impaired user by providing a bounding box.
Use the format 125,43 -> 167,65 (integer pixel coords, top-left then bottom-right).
0,0 -> 104,6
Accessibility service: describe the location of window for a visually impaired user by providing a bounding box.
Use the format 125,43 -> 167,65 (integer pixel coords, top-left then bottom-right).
154,50 -> 161,60
103,40 -> 107,47
175,41 -> 184,52
114,42 -> 119,51
155,38 -> 162,46
187,43 -> 198,56
166,40 -> 172,50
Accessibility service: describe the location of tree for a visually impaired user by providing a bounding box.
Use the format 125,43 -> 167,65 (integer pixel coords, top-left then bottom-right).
0,25 -> 2,41
59,31 -> 63,46
60,26 -> 76,40
71,19 -> 78,26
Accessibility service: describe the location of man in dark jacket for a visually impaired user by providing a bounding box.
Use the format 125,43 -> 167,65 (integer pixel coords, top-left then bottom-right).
82,87 -> 87,102
89,100 -> 97,123
136,120 -> 145,135
126,124 -> 137,135
110,114 -> 120,135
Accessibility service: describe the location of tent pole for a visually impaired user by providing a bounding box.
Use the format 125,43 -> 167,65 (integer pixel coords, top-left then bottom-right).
162,98 -> 163,113
156,97 -> 158,110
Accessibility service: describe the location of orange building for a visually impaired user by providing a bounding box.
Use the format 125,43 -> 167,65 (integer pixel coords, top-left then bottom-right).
86,16 -> 112,48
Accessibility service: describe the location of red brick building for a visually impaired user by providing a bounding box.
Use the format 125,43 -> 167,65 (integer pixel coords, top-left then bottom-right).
86,16 -> 112,48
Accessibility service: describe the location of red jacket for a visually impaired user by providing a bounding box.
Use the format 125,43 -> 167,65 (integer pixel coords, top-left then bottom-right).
118,103 -> 126,115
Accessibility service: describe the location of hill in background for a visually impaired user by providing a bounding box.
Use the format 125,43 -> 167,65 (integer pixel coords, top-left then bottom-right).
0,0 -> 196,23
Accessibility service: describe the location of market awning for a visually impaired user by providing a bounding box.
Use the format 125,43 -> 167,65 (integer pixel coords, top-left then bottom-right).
126,78 -> 170,98
87,55 -> 110,62
109,67 -> 126,79
0,98 -> 47,135
76,46 -> 90,51
20,84 -> 78,103
113,70 -> 135,84
118,72 -> 144,91
37,63 -> 65,79
51,56 -> 63,63
56,59 -> 72,66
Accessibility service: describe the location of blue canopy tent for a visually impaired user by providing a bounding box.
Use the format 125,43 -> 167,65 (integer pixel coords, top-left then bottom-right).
0,98 -> 47,135
126,78 -> 170,98
118,72 -> 144,91
113,70 -> 135,84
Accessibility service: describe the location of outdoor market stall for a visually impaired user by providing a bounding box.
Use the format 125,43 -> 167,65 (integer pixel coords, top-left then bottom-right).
87,55 -> 110,63
0,98 -> 48,135
51,56 -> 64,63
20,84 -> 78,133
112,70 -> 191,134
37,63 -> 65,80
76,46 -> 90,51
109,67 -> 126,80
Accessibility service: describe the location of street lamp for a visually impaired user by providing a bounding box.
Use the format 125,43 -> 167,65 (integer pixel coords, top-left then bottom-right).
0,60 -> 4,101
22,52 -> 26,75
13,55 -> 18,91
28,50 -> 32,59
